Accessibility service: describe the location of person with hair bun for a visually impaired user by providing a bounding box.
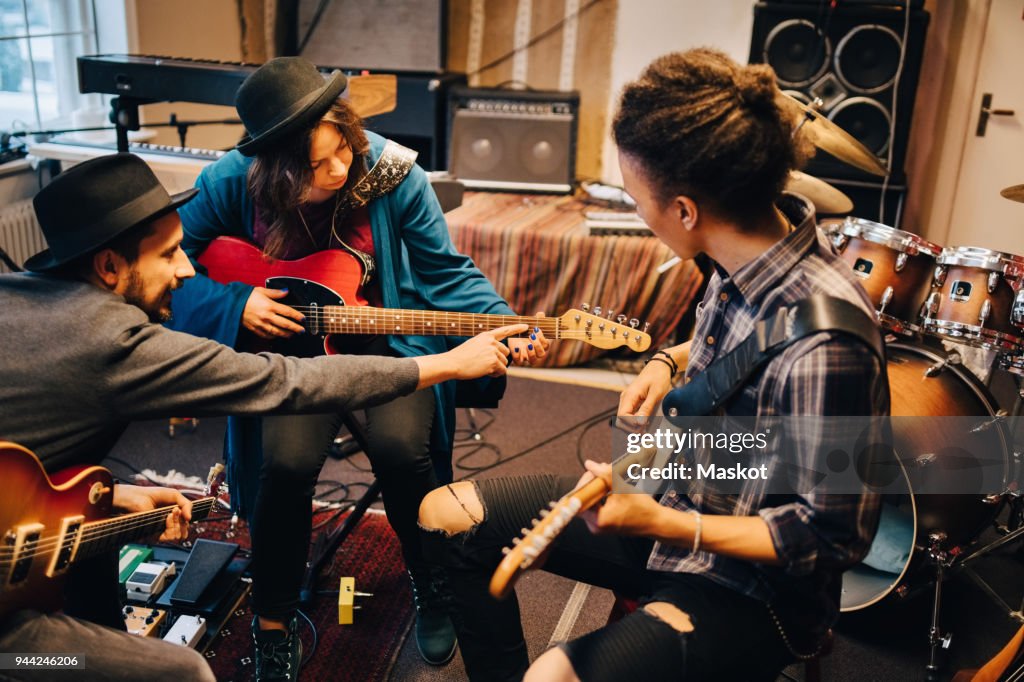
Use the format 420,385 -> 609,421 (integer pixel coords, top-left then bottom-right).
417,48 -> 888,681
168,57 -> 548,680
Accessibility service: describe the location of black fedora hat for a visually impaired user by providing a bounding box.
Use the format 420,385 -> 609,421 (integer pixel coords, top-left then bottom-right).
235,57 -> 347,156
25,153 -> 198,272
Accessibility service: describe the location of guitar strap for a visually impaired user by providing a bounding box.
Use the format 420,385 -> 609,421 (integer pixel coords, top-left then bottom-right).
662,294 -> 885,418
340,139 -> 419,212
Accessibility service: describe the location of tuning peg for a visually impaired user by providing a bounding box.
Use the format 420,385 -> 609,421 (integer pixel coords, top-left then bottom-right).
586,318 -> 593,328
643,322 -> 650,333
594,306 -> 602,316
581,303 -> 590,312
629,318 -> 639,329
617,314 -> 627,324
598,322 -> 606,331
606,309 -> 614,320
501,546 -> 511,555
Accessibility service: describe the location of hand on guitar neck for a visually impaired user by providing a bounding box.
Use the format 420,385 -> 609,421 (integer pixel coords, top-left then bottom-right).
111,484 -> 193,543
413,323 -> 528,389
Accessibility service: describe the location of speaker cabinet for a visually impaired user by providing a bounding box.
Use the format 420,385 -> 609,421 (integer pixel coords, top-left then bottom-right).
362,72 -> 466,172
447,87 -> 580,194
750,2 -> 929,183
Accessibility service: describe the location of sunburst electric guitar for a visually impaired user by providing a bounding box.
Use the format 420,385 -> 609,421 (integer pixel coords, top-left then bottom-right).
0,441 -> 218,621
196,236 -> 652,355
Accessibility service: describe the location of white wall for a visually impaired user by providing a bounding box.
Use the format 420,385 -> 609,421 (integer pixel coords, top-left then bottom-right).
600,0 -> 755,184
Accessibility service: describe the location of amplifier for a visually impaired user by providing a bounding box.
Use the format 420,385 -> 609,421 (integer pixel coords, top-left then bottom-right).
447,86 -> 579,194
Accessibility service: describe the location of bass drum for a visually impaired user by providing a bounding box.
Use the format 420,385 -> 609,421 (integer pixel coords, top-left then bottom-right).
840,342 -> 1010,611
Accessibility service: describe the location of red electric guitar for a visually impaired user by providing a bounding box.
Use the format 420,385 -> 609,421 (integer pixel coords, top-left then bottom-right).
196,236 -> 652,355
0,441 -> 217,621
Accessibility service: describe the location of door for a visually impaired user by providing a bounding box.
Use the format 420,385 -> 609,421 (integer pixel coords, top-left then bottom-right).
947,0 -> 1024,255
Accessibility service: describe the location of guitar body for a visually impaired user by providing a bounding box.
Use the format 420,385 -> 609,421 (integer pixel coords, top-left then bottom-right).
0,442 -> 114,620
198,236 -> 370,356
0,442 -> 216,622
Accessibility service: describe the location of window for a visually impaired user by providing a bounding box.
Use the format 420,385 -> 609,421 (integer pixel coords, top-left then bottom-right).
0,0 -> 99,134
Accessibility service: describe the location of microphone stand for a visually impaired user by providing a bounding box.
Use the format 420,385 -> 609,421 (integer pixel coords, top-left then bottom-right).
5,99 -> 242,151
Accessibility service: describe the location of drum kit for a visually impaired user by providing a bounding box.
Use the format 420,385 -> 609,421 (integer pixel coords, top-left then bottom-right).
781,92 -> 1024,678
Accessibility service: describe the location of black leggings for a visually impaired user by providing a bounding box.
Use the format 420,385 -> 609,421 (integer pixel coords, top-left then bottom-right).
249,369 -> 438,620
421,474 -> 795,682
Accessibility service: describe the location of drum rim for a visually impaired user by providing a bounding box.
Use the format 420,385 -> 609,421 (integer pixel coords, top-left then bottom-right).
937,245 -> 1024,276
836,217 -> 942,257
920,318 -> 1024,353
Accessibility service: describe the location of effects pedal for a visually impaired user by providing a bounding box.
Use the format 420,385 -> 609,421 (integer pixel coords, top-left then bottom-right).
338,576 -> 373,625
125,561 -> 174,600
122,606 -> 167,637
162,614 -> 206,648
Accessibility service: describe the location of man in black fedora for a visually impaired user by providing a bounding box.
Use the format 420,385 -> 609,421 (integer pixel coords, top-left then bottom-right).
0,152 -> 526,681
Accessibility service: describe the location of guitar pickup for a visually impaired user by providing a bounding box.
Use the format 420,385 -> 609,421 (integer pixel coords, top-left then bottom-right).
45,515 -> 85,578
4,522 -> 44,587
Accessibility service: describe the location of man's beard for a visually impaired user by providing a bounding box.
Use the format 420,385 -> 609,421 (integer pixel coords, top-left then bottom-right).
124,269 -> 173,323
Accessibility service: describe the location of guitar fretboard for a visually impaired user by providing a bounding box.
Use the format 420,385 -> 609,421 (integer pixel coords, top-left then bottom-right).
305,307 -> 560,338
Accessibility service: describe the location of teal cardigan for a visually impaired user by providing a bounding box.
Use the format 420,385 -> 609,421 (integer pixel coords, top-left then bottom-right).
168,131 -> 515,515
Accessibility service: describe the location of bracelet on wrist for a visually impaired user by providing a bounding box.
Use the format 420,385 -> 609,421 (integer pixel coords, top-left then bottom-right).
643,356 -> 676,377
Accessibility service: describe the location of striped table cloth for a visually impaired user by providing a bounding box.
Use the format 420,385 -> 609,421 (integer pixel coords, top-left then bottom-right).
446,192 -> 704,367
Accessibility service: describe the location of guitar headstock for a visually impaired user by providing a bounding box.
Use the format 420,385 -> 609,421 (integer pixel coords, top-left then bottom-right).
489,477 -> 609,600
558,307 -> 651,352
205,462 -> 226,498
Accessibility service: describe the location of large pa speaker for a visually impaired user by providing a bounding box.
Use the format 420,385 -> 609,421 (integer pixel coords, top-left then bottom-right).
362,72 -> 466,172
750,2 -> 929,182
447,86 -> 580,194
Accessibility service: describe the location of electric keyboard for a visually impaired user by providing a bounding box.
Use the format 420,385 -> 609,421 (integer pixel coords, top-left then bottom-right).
77,54 -> 263,106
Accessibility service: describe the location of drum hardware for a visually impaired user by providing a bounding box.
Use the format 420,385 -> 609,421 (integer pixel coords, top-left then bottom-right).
969,410 -> 1009,433
925,533 -> 955,682
924,351 -> 961,377
878,286 -> 894,315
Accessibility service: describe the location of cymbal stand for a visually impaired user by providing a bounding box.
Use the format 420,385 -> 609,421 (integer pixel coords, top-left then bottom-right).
953,494 -> 1024,625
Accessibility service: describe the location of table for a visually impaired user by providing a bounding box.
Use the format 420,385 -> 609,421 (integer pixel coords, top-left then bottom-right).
446,192 -> 704,367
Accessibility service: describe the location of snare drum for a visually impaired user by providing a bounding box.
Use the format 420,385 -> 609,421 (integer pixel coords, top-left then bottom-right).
921,246 -> 1024,353
824,217 -> 942,335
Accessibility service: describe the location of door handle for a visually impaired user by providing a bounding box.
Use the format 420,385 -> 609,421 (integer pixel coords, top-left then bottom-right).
977,92 -> 1016,136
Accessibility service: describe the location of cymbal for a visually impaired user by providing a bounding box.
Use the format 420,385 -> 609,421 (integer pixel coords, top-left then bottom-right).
786,170 -> 854,214
1001,184 -> 1024,203
776,91 -> 889,177
346,74 -> 397,119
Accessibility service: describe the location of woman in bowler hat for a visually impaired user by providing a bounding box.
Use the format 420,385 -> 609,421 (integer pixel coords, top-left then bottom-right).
167,56 -> 548,680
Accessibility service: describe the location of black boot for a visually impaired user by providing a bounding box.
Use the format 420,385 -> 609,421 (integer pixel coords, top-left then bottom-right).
252,615 -> 303,681
408,566 -> 458,665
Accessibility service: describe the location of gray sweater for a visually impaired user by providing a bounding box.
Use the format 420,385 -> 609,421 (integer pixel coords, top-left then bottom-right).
0,273 -> 420,472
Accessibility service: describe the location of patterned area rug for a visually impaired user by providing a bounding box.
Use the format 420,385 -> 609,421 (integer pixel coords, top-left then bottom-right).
175,503 -> 412,682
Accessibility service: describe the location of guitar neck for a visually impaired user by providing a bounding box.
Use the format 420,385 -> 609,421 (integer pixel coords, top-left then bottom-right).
74,498 -> 216,561
309,307 -> 556,338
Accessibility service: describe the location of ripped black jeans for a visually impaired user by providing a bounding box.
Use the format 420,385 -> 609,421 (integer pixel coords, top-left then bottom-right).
420,474 -> 794,682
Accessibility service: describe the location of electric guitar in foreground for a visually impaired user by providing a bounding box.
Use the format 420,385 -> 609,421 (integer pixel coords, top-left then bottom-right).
0,442 -> 217,621
197,236 -> 652,355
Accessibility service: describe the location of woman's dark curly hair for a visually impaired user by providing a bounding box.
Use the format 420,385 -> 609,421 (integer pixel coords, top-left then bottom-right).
612,48 -> 813,225
247,99 -> 370,258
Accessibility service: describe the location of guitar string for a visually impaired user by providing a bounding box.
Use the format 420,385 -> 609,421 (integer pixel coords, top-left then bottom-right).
0,498 -> 218,559
0,499 -> 217,561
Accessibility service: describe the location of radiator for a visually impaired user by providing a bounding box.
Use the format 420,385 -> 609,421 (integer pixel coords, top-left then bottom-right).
0,199 -> 45,273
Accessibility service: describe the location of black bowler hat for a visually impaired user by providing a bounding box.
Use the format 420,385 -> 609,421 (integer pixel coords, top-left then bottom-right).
235,56 -> 347,156
25,153 -> 198,272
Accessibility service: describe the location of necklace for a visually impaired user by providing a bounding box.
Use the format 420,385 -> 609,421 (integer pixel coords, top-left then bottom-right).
296,192 -> 376,286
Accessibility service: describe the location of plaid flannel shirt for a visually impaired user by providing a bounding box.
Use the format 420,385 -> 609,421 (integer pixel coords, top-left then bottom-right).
648,194 -> 889,637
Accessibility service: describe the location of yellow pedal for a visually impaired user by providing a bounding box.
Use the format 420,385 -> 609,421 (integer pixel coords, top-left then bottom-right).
338,576 -> 373,625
